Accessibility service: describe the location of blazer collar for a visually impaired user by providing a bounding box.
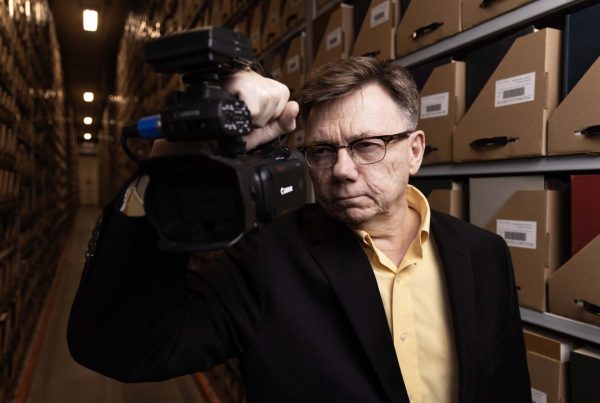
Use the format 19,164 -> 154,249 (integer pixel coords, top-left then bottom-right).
301,206 -> 410,403
430,211 -> 476,403
301,206 -> 477,403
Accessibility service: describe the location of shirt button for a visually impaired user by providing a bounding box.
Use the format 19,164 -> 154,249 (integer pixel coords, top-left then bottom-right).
399,333 -> 407,341
395,275 -> 401,283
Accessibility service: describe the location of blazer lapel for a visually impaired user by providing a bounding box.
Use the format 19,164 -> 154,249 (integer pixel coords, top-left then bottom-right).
430,212 -> 476,403
301,206 -> 410,403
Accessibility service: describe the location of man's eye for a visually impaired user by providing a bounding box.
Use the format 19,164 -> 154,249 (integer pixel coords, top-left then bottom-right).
311,146 -> 334,158
353,140 -> 383,153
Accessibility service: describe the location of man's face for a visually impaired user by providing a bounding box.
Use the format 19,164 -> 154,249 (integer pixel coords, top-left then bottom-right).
305,82 -> 424,228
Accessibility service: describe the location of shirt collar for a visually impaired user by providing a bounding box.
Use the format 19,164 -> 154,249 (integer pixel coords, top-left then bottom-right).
354,184 -> 431,249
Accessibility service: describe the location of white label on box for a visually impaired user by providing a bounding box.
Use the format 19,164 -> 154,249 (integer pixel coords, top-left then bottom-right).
326,27 -> 342,51
531,388 -> 547,403
370,1 -> 390,28
497,219 -> 537,249
287,55 -> 300,73
495,72 -> 536,107
420,92 -> 449,119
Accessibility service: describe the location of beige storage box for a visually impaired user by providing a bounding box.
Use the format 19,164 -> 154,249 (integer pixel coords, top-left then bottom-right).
263,0 -> 282,50
462,0 -> 535,30
351,0 -> 399,61
281,34 -> 305,95
419,61 -> 465,165
485,190 -> 568,311
523,329 -> 571,403
453,29 -> 561,162
312,4 -> 354,69
548,233 -> 600,326
548,57 -> 600,155
249,5 -> 262,54
395,0 -> 460,57
282,0 -> 305,32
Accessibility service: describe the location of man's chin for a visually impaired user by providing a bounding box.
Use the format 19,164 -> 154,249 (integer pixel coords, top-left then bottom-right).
327,206 -> 375,227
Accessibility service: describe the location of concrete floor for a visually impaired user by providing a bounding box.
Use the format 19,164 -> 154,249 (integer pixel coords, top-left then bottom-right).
23,207 -> 207,403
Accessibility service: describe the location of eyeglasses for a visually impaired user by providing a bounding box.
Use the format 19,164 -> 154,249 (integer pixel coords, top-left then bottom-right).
301,130 -> 414,170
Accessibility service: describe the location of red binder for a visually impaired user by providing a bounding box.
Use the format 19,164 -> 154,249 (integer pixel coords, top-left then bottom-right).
571,174 -> 600,255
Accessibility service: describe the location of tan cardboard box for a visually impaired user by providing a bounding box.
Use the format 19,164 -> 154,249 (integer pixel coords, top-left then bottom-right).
462,0 -> 535,30
312,4 -> 354,69
209,0 -> 223,27
548,233 -> 600,326
220,0 -> 232,23
420,61 -> 465,165
262,0 -> 282,50
249,5 -> 262,54
233,18 -> 247,36
469,176 -> 546,229
282,0 -> 305,32
427,189 -> 465,220
486,190 -> 568,311
351,0 -> 399,61
395,0 -> 460,57
268,53 -> 283,82
548,56 -> 600,155
453,29 -> 561,162
281,34 -> 305,95
523,329 -> 571,403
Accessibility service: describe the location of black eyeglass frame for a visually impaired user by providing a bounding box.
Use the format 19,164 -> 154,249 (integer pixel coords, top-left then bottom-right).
300,129 -> 415,170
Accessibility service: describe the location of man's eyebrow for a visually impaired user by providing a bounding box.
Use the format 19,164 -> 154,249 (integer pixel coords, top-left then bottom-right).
307,132 -> 375,145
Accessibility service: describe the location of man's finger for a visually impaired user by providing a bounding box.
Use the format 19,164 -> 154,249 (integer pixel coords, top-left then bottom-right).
244,101 -> 299,151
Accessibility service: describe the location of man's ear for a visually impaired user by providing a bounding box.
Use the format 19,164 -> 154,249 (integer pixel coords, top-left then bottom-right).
408,130 -> 425,175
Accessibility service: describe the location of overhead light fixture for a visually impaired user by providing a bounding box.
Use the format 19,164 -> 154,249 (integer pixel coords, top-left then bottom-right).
83,116 -> 93,125
83,91 -> 94,102
83,133 -> 92,141
83,9 -> 98,32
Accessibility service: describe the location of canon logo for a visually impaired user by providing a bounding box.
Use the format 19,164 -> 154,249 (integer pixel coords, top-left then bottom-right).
280,186 -> 293,195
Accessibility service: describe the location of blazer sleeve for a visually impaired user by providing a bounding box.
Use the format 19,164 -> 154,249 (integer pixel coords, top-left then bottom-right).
67,201 -> 266,382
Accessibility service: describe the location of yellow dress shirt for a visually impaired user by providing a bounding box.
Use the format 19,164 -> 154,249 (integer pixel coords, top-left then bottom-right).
356,185 -> 457,403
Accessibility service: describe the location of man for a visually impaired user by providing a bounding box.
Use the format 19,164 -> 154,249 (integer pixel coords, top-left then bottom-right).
68,57 -> 531,403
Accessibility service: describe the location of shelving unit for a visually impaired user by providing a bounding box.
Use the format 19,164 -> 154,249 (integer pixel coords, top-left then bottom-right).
416,154 -> 600,177
521,308 -> 600,345
395,0 -> 587,67
0,1 -> 77,401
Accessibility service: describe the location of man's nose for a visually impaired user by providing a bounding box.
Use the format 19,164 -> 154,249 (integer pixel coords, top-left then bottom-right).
331,147 -> 358,180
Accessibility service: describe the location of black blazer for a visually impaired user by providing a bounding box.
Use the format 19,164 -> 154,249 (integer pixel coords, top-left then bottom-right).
68,202 -> 531,403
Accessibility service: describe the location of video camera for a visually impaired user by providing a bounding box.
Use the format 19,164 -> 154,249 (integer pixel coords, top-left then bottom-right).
121,27 -> 307,252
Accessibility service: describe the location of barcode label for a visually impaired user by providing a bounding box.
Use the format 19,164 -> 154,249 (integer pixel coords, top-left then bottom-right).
370,1 -> 390,28
326,28 -> 342,50
503,87 -> 525,99
504,231 -> 526,241
531,388 -> 547,403
287,55 -> 300,73
497,219 -> 537,249
495,72 -> 536,107
420,92 -> 449,119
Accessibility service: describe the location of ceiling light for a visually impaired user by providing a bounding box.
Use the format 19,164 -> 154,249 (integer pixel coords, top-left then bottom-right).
83,9 -> 98,32
83,116 -> 93,125
83,133 -> 92,141
83,91 -> 94,102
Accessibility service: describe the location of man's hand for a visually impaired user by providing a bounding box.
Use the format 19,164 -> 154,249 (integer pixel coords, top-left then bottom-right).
223,69 -> 299,151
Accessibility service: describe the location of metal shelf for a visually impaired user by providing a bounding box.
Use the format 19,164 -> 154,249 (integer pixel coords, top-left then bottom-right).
395,0 -> 587,67
520,308 -> 600,345
414,154 -> 600,177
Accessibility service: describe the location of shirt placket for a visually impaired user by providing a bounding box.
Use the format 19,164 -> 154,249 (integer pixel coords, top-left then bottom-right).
392,262 -> 421,403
